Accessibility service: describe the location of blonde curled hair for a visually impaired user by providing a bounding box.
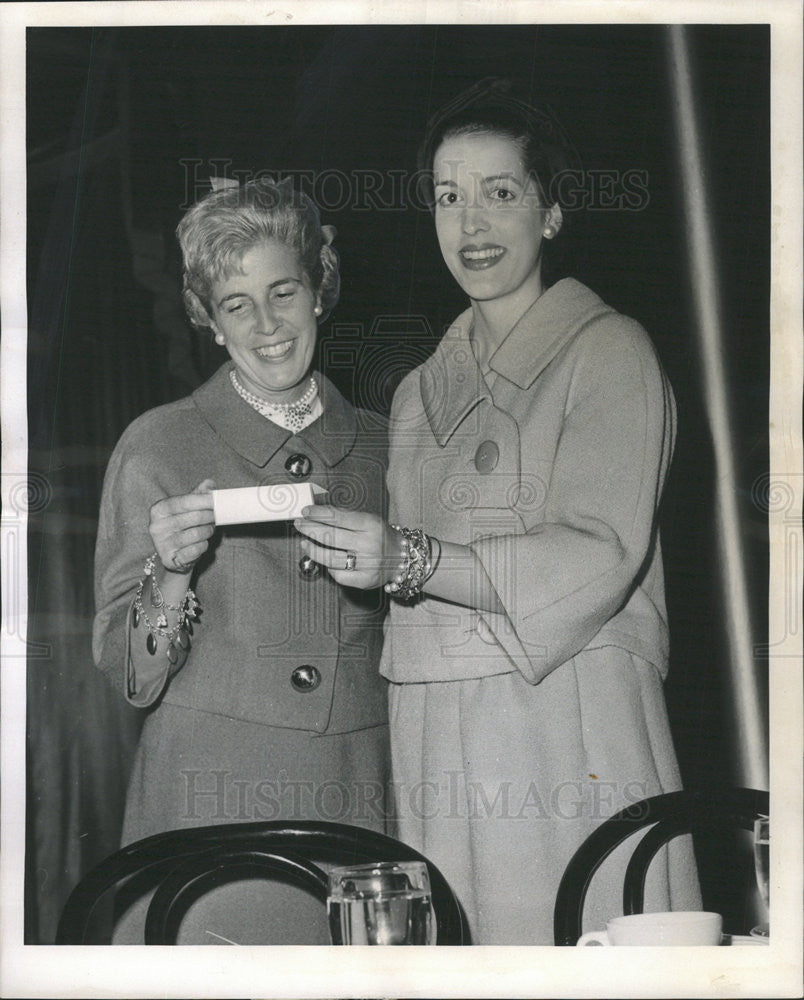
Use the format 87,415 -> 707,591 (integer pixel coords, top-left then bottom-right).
177,176 -> 340,330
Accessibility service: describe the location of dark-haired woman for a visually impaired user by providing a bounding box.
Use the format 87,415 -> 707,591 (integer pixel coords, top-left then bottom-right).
296,81 -> 700,944
94,178 -> 389,941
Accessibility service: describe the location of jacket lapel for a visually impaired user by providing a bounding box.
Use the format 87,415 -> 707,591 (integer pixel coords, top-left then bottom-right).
421,309 -> 490,446
302,373 -> 358,467
421,281 -> 613,444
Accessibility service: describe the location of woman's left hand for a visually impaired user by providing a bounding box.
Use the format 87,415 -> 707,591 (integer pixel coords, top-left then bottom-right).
294,506 -> 402,589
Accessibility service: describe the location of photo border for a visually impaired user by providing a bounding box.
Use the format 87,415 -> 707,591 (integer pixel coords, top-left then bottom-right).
2,2 -> 801,997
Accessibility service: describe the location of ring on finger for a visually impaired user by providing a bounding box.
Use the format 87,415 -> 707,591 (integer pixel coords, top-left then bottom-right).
344,550 -> 358,571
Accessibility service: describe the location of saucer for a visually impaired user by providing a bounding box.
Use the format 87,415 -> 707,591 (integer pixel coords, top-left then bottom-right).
721,933 -> 770,945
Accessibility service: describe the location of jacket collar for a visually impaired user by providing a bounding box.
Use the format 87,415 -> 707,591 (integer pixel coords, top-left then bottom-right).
422,279 -> 612,445
489,278 -> 611,388
192,364 -> 357,468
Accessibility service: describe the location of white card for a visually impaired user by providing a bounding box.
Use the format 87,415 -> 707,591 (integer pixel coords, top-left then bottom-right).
212,483 -> 327,525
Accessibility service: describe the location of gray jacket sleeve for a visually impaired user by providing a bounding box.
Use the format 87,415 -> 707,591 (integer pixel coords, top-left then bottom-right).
470,317 -> 676,683
93,421 -> 183,704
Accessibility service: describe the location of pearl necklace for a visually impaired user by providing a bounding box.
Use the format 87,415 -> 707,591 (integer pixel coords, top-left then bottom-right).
230,369 -> 319,432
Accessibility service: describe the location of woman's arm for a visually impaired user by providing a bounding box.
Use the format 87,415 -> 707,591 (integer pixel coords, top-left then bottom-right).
465,319 -> 676,682
418,538 -> 503,612
125,482 -> 216,703
294,508 -> 503,613
93,430 -> 216,706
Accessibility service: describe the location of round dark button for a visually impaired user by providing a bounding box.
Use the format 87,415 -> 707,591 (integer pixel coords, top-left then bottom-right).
298,554 -> 321,579
474,440 -> 499,473
285,453 -> 312,478
290,664 -> 321,692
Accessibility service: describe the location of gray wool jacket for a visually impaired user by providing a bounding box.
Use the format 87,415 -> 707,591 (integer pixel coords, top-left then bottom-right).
382,277 -> 677,685
93,364 -> 389,734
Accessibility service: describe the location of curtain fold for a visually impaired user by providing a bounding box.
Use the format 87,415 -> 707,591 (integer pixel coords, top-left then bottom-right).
664,25 -> 768,790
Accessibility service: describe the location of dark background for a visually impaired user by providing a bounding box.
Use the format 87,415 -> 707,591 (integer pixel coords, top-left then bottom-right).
24,24 -> 769,943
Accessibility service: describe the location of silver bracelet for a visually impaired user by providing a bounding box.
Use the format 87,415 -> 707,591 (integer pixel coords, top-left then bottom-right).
132,553 -> 200,661
384,526 -> 436,600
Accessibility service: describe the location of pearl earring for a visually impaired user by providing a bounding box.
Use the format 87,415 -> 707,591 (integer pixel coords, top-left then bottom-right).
543,225 -> 555,239
314,305 -> 322,316
215,332 -> 225,345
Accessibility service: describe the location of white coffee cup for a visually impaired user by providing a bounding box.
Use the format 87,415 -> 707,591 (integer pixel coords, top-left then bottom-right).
577,911 -> 723,946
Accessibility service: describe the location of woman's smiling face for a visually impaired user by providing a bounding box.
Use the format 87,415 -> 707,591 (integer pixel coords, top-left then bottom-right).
209,239 -> 319,403
433,130 -> 557,308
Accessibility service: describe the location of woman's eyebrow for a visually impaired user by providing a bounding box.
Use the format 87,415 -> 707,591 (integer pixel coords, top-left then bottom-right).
267,276 -> 302,288
434,173 -> 524,187
217,277 -> 301,304
481,172 -> 523,185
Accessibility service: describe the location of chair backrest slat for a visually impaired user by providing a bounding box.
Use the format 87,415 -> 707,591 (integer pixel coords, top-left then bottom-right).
144,847 -> 330,944
553,788 -> 769,945
56,820 -> 468,945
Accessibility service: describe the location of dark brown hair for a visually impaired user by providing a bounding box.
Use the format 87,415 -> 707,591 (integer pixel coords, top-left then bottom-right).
417,77 -> 580,213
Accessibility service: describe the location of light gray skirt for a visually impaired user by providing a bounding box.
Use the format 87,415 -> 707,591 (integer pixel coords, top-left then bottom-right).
388,646 -> 701,944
